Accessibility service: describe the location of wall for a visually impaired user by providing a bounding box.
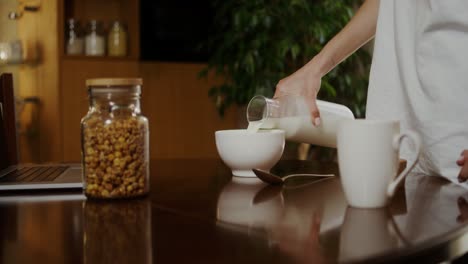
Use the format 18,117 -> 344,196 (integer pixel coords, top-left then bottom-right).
16,0 -> 62,163
0,0 -> 33,161
60,60 -> 238,162
0,0 -> 19,92
140,62 -> 238,160
0,0 -> 19,103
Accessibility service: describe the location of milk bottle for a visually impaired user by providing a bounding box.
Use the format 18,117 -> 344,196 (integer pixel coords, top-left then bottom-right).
246,95 -> 354,148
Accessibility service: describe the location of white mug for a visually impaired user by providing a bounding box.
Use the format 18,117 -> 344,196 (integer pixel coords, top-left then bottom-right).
337,119 -> 421,208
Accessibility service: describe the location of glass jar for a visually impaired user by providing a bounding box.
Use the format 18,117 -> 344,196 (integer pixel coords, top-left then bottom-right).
66,18 -> 84,55
107,21 -> 128,57
85,20 -> 105,56
81,78 -> 149,199
246,95 -> 355,148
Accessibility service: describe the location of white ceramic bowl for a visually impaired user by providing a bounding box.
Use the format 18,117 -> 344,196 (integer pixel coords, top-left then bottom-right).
215,129 -> 285,177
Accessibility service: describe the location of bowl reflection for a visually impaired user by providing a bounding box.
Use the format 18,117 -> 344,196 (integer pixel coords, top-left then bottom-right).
216,177 -> 284,230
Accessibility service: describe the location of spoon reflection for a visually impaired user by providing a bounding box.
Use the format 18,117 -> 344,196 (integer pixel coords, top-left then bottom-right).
252,168 -> 334,185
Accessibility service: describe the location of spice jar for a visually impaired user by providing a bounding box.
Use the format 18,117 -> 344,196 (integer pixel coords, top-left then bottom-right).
66,18 -> 84,55
107,21 -> 128,57
81,78 -> 149,199
85,20 -> 105,56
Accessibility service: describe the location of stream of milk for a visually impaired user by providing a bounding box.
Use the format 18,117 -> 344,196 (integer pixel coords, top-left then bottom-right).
247,121 -> 263,133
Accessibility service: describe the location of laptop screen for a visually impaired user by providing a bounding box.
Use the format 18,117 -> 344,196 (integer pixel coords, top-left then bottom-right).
0,73 -> 18,170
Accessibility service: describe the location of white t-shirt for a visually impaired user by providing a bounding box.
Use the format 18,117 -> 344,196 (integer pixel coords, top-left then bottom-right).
366,0 -> 468,186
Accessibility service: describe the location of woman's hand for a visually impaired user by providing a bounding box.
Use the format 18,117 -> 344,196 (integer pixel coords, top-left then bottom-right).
457,150 -> 468,182
270,212 -> 327,264
275,60 -> 323,126
457,197 -> 468,223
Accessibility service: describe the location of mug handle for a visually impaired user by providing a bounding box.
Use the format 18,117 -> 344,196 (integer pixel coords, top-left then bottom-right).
387,131 -> 421,198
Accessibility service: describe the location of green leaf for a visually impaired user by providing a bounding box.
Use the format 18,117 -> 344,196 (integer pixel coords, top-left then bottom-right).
291,44 -> 300,60
244,53 -> 255,74
198,68 -> 209,79
251,14 -> 259,28
263,15 -> 272,28
321,80 -> 337,98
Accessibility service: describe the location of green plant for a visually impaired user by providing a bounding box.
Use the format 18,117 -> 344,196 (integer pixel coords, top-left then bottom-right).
199,0 -> 371,118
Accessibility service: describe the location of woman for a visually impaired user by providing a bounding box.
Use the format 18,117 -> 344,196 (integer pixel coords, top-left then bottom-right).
275,0 -> 468,184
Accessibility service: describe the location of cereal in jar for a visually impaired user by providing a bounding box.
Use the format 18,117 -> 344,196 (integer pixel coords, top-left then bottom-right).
81,78 -> 149,199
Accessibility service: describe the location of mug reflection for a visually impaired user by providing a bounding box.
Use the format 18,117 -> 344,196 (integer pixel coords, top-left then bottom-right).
339,207 -> 401,262
269,212 -> 329,264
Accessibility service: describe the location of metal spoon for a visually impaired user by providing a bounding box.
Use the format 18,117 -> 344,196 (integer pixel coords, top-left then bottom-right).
252,168 -> 334,185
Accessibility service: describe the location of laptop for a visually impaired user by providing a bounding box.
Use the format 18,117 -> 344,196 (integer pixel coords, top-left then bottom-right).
0,73 -> 82,191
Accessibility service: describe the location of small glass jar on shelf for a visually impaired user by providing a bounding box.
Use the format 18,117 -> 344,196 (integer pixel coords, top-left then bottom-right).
81,78 -> 150,199
107,21 -> 128,57
66,18 -> 84,55
85,20 -> 105,56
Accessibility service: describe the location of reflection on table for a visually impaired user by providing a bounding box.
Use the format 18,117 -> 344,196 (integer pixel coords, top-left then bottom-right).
83,199 -> 152,264
0,159 -> 467,263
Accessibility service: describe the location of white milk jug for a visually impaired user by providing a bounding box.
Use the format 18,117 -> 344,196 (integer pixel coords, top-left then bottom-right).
246,95 -> 354,148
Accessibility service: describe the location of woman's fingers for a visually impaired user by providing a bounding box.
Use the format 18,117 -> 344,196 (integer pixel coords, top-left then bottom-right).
457,197 -> 468,223
458,150 -> 468,166
458,150 -> 468,182
274,79 -> 288,98
307,97 -> 321,126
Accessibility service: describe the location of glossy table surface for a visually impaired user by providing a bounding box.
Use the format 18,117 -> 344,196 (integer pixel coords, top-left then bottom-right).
1,159 -> 468,263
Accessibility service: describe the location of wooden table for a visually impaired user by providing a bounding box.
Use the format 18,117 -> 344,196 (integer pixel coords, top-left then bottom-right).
1,159 -> 468,263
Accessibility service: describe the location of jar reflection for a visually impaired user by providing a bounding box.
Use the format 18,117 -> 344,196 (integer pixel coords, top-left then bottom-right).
83,199 -> 152,263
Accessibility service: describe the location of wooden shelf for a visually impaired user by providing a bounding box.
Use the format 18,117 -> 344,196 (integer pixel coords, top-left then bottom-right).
0,59 -> 39,66
61,55 -> 138,62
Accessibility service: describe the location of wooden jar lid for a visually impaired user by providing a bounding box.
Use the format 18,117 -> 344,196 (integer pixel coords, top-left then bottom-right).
86,78 -> 143,87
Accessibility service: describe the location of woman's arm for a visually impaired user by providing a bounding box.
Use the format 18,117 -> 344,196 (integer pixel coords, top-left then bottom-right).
312,0 -> 380,77
275,0 -> 380,125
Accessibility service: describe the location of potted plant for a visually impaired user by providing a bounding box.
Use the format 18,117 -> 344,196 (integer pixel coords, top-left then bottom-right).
200,0 -> 371,159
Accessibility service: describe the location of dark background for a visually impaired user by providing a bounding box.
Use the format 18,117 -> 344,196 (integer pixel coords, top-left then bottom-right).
140,0 -> 214,62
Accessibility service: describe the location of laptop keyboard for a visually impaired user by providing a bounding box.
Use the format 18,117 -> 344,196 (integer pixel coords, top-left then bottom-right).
0,166 -> 69,183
